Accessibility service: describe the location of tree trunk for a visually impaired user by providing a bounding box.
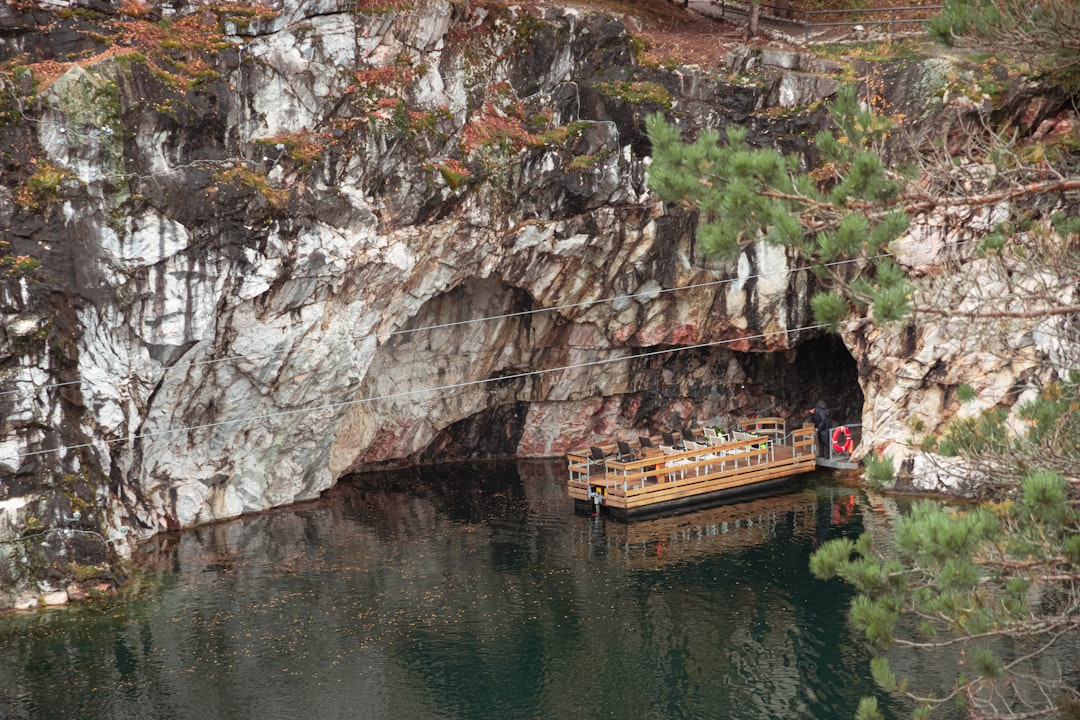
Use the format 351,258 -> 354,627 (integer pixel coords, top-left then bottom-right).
746,0 -> 760,39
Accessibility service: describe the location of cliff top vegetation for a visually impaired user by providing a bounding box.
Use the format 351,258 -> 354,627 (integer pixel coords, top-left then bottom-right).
573,0 -> 942,67
648,1 -> 1080,717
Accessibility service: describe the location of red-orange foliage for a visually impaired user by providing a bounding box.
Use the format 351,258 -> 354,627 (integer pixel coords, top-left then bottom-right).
461,102 -> 536,153
260,130 -> 334,168
102,4 -> 277,87
117,0 -> 153,18
354,65 -> 412,88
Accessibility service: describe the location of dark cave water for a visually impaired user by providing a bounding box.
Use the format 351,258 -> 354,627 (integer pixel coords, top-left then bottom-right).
0,460 -> 917,720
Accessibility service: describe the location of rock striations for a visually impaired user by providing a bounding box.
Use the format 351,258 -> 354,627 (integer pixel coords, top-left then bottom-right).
0,0 -> 1074,608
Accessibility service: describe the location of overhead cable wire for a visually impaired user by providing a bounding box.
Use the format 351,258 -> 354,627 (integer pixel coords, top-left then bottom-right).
2,234 -> 988,400
0,252 -> 889,399
17,322 -> 831,459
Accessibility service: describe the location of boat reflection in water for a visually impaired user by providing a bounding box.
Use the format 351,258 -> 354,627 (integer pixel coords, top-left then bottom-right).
569,481 -> 862,569
0,459 -> 890,720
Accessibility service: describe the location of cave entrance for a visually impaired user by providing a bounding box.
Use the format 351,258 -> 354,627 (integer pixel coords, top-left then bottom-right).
735,334 -> 863,428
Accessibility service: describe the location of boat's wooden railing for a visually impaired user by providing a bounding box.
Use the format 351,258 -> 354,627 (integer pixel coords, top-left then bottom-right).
737,416 -> 787,444
567,429 -> 695,485
569,426 -> 816,495
610,437 -> 772,493
792,423 -> 817,456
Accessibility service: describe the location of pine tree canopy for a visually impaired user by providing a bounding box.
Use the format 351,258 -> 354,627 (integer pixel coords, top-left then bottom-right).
645,27 -> 1080,717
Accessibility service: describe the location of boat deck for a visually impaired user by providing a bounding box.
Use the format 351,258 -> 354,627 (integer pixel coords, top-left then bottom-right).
567,422 -> 819,518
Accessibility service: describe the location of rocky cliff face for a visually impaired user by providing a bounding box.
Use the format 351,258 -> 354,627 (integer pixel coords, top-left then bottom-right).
849,211 -> 1079,495
0,0 -> 847,594
0,0 -> 1074,609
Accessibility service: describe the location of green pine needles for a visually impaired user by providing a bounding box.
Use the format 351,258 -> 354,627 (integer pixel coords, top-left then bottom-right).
938,372 -> 1080,487
811,475 -> 1079,718
812,378 -> 1080,719
646,85 -> 914,330
928,0 -> 1080,97
646,61 -> 1080,720
862,452 -> 895,490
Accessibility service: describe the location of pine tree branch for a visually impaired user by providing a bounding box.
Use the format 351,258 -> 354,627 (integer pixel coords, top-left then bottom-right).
891,616 -> 1080,649
912,304 -> 1080,320
1000,623 -> 1080,675
761,175 -> 1080,225
904,178 -> 1080,212
971,556 -> 1076,572
900,686 -> 960,711
974,707 -> 1061,720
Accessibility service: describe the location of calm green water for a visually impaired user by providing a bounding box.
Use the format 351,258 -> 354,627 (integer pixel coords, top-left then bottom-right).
0,460 -> 901,720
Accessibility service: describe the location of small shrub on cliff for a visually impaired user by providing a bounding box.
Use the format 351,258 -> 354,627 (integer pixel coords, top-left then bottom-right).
0,67 -> 38,125
862,452 -> 894,489
15,159 -> 71,212
117,0 -> 153,19
347,0 -> 413,14
256,131 -> 332,173
428,158 -> 471,190
462,103 -> 535,154
216,165 -> 289,212
595,80 -> 672,109
0,232 -> 39,277
350,65 -> 415,114
535,120 -> 590,147
566,151 -> 611,173
0,253 -> 41,276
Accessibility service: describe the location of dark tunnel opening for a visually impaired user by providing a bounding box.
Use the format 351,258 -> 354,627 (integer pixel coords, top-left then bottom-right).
353,271 -> 864,469
735,334 -> 863,429
408,334 -> 863,465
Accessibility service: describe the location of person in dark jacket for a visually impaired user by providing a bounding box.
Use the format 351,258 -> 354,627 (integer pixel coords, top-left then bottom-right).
808,403 -> 830,457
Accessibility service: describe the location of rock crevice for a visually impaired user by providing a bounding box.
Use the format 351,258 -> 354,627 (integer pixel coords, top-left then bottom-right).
1,0 -> 1072,609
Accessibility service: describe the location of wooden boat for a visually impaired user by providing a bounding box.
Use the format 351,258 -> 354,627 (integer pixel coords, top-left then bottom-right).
566,418 -> 819,519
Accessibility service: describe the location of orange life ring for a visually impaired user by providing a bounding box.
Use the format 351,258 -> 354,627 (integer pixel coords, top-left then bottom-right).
832,426 -> 853,454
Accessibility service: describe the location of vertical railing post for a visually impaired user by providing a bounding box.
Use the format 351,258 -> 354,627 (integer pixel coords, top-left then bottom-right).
804,12 -> 809,44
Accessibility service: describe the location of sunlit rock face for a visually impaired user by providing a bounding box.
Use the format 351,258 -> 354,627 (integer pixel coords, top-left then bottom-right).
844,191 -> 1079,495
2,0 -> 1071,572
0,0 -> 840,554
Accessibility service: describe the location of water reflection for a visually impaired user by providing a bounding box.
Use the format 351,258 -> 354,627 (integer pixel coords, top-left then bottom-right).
1,461 -> 899,720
